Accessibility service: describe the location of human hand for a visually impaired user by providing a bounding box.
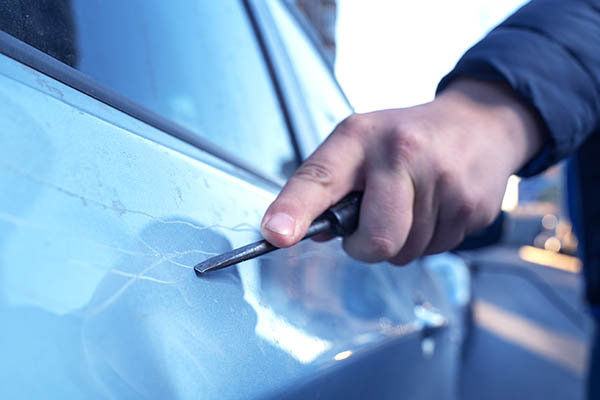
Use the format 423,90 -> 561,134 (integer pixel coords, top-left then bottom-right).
261,79 -> 543,265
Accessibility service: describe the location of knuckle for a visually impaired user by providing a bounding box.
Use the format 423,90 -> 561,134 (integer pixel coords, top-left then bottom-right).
292,160 -> 334,187
453,184 -> 479,218
438,166 -> 459,187
433,160 -> 454,185
365,234 -> 398,260
383,127 -> 421,169
457,195 -> 478,219
337,113 -> 366,135
333,114 -> 369,144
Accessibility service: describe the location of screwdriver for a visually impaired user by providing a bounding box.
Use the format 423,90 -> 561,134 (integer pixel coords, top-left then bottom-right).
194,192 -> 362,275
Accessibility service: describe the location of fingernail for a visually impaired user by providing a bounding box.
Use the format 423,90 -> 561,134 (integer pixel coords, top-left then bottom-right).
264,213 -> 296,236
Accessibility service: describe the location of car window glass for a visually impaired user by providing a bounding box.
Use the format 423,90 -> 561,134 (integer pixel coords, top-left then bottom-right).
266,0 -> 351,140
0,0 -> 296,182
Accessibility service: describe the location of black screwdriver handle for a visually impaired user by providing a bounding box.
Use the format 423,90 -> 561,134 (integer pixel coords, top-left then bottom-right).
320,191 -> 363,237
293,191 -> 363,241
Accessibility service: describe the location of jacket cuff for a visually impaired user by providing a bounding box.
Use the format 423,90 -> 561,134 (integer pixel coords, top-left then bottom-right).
437,27 -> 597,176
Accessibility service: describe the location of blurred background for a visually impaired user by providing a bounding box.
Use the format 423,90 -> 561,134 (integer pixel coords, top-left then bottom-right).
293,0 -> 590,398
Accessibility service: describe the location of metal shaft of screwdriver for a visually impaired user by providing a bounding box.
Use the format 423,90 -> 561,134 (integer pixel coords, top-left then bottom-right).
194,217 -> 332,274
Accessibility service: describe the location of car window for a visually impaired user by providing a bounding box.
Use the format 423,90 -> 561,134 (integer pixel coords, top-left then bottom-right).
266,0 -> 352,141
0,0 -> 297,182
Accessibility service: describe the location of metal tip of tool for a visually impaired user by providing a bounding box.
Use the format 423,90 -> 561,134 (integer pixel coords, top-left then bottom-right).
194,239 -> 278,276
193,192 -> 362,277
194,256 -> 230,276
193,263 -> 211,276
193,217 -> 335,276
194,267 -> 209,276
194,263 -> 221,275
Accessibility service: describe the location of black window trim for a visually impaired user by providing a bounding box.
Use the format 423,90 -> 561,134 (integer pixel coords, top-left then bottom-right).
246,0 -> 321,160
249,0 -> 354,162
242,0 -> 303,167
0,11 -> 288,189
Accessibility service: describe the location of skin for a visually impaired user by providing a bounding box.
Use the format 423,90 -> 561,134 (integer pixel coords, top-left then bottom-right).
261,78 -> 545,265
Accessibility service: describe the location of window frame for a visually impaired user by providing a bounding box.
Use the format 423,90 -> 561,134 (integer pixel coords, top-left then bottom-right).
248,0 -> 353,160
277,0 -> 351,109
0,1 -> 296,188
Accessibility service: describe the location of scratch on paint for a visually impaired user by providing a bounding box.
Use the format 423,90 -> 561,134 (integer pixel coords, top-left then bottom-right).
66,259 -> 175,285
83,233 -> 228,316
164,249 -> 220,258
165,259 -> 194,270
85,257 -> 169,316
0,160 -> 263,236
0,159 -> 272,316
133,233 -> 163,258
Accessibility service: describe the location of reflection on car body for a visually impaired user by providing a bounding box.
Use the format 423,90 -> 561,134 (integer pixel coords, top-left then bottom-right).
0,0 -> 471,398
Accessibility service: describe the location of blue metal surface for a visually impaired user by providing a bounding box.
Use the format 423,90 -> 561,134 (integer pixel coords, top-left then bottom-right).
0,19 -> 470,400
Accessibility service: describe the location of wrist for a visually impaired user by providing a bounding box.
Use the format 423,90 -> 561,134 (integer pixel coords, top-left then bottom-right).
434,78 -> 544,173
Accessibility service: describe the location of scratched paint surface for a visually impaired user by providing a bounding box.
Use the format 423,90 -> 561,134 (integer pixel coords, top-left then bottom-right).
0,56 -> 469,399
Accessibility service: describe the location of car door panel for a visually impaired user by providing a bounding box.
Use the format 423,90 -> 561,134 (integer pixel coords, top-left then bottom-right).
0,4 -> 468,399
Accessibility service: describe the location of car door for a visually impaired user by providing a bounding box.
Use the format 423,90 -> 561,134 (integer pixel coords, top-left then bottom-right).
0,1 -> 467,399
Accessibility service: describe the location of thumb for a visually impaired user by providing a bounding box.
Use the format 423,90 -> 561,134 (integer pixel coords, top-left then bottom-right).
261,116 -> 366,247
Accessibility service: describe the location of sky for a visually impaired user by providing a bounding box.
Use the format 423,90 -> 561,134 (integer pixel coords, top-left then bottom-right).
334,0 -> 528,111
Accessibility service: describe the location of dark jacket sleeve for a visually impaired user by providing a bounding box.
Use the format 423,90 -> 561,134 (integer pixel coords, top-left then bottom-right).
438,0 -> 600,176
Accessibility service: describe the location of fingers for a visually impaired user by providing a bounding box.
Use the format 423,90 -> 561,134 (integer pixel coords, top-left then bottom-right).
343,168 -> 414,262
424,214 -> 466,255
423,179 -> 469,255
261,116 -> 366,247
260,98 -> 515,264
424,176 -> 495,255
388,181 -> 438,265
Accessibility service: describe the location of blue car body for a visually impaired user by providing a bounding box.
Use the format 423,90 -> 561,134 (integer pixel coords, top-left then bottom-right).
0,1 -> 471,398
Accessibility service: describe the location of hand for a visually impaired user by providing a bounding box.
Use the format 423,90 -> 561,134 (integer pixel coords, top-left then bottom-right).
261,79 -> 543,265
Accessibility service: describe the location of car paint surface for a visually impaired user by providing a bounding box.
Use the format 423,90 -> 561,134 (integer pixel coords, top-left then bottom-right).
0,4 -> 470,399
